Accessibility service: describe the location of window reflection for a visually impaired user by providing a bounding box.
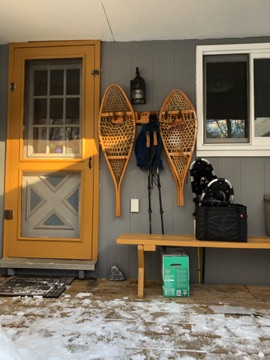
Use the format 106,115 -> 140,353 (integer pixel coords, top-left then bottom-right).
204,55 -> 248,142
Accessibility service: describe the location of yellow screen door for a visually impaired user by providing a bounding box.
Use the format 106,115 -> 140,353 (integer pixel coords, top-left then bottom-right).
4,41 -> 100,260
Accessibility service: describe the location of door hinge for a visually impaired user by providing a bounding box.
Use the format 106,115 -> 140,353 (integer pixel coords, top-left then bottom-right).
4,210 -> 13,220
9,83 -> 16,91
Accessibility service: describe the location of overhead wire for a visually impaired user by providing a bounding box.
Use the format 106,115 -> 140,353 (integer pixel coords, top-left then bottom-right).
101,1 -> 116,42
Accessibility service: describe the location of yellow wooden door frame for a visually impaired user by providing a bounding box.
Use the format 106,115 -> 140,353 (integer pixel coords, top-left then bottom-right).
4,40 -> 100,261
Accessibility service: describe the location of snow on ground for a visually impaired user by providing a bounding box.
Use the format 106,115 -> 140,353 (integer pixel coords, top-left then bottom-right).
0,292 -> 269,359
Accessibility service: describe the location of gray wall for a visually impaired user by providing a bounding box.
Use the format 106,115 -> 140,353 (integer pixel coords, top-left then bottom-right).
98,38 -> 270,285
1,38 -> 270,284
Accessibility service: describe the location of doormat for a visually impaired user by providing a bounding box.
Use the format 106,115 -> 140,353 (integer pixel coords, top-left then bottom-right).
0,276 -> 74,298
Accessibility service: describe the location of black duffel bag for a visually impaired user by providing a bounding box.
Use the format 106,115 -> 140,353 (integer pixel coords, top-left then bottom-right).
195,203 -> 247,242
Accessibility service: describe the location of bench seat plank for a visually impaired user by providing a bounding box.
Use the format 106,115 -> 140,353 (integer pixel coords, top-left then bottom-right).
117,233 -> 270,249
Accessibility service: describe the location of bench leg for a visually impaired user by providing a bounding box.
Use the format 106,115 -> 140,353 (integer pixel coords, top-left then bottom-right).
137,245 -> 145,298
196,247 -> 205,284
197,247 -> 201,284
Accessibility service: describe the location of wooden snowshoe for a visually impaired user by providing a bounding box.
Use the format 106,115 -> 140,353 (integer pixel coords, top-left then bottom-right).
159,90 -> 197,206
99,84 -> 136,217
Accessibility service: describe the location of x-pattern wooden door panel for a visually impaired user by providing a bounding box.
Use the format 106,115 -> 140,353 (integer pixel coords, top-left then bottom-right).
22,172 -> 80,238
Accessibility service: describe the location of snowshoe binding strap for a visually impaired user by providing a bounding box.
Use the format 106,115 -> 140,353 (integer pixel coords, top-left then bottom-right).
200,178 -> 234,206
189,158 -> 217,204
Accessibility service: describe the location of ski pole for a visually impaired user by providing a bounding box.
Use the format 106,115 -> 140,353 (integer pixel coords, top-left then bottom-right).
153,129 -> 164,234
146,131 -> 152,234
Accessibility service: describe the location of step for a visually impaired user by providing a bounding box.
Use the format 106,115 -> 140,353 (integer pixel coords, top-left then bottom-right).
0,257 -> 96,271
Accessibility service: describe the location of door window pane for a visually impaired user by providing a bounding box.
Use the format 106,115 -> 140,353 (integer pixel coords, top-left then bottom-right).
33,127 -> 47,153
66,98 -> 80,123
67,69 -> 80,95
50,69 -> 64,95
34,99 -> 47,125
50,98 -> 63,123
34,70 -> 47,96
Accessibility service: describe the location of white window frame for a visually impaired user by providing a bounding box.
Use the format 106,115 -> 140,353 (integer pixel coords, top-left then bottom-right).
196,43 -> 270,157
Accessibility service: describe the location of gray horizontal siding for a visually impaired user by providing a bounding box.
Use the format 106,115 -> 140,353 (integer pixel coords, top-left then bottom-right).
97,38 -> 270,284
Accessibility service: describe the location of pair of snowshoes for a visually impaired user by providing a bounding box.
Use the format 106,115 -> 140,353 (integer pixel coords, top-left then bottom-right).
189,158 -> 234,207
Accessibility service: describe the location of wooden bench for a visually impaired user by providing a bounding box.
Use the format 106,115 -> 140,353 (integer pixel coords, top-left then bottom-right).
116,233 -> 270,298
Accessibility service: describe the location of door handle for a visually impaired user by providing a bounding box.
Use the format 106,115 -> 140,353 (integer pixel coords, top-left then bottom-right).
88,157 -> 92,169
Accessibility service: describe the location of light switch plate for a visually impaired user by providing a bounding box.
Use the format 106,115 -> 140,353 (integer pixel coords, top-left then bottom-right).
131,199 -> 139,212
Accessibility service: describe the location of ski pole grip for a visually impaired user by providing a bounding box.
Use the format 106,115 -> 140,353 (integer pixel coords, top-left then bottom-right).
146,132 -> 150,148
153,131 -> 158,146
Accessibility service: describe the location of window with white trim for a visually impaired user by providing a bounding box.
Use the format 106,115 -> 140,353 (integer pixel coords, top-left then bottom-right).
196,43 -> 270,157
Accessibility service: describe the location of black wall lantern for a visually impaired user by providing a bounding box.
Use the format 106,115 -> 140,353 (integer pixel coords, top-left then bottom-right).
130,67 -> 146,105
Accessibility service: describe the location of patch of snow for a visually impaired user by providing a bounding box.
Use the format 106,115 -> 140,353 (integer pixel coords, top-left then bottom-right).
0,296 -> 269,359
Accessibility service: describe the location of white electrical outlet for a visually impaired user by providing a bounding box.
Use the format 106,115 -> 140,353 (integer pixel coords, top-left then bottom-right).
131,199 -> 139,212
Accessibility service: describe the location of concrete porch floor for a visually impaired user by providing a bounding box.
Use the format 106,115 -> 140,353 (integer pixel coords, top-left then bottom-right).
0,276 -> 270,359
